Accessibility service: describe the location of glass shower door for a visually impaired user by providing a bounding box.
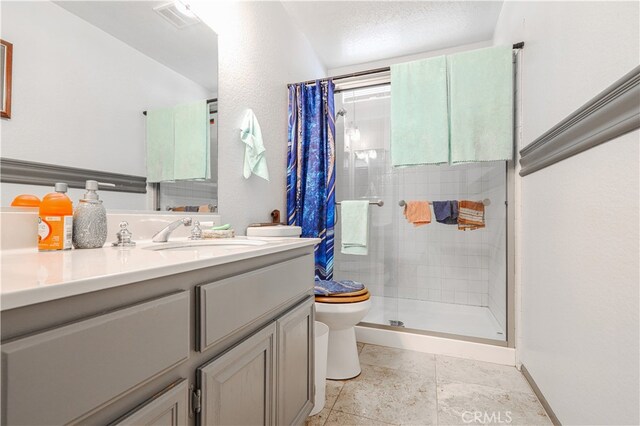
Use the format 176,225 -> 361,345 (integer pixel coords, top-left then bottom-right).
332,84 -> 509,342
333,85 -> 400,327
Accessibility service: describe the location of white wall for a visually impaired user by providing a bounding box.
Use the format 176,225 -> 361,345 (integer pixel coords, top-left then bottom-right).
193,2 -> 326,232
493,2 -> 640,424
328,40 -> 492,76
0,1 -> 211,209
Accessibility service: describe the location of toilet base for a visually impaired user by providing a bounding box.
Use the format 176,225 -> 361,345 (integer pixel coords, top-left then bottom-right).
326,327 -> 361,380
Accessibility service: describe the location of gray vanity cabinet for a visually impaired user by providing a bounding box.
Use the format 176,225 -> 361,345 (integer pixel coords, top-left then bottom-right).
196,296 -> 315,426
110,379 -> 189,426
197,323 -> 277,426
276,297 -> 315,426
1,248 -> 316,426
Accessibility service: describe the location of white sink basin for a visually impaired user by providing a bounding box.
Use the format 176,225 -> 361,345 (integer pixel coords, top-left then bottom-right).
144,239 -> 268,251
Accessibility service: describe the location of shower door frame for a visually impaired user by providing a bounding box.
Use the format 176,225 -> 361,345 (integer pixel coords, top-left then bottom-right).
332,53 -> 519,349
356,162 -> 516,348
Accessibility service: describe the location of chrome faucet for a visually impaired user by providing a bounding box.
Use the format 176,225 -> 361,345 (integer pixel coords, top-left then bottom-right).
152,217 -> 193,242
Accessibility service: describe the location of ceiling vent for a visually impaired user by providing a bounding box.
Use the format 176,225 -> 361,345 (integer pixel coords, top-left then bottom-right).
154,2 -> 200,29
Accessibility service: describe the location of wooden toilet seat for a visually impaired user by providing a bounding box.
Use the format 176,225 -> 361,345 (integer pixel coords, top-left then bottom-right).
315,289 -> 370,304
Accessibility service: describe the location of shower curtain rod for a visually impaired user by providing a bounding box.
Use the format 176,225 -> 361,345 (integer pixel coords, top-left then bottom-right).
287,42 -> 525,88
142,98 -> 218,116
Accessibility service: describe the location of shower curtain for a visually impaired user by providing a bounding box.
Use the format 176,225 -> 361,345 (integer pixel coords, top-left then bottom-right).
287,80 -> 336,280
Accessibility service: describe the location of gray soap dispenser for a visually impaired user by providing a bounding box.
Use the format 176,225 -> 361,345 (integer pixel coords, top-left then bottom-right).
72,180 -> 112,249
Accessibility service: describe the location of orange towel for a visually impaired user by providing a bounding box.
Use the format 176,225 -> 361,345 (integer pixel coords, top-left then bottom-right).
458,200 -> 485,231
403,201 -> 431,227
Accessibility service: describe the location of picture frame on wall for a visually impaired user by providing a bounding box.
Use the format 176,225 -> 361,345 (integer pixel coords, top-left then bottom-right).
1,39 -> 13,119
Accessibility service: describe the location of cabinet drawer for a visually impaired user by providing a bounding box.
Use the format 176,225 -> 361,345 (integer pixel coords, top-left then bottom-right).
197,254 -> 313,352
1,291 -> 190,426
109,379 -> 189,426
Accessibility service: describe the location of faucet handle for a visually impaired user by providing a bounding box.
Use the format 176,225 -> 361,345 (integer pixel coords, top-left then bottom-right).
112,221 -> 136,247
189,220 -> 203,240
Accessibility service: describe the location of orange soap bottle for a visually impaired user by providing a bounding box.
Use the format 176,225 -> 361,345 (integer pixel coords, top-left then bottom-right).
38,183 -> 73,251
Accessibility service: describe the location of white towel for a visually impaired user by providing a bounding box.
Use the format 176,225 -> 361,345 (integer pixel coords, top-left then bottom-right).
340,200 -> 369,256
240,109 -> 269,181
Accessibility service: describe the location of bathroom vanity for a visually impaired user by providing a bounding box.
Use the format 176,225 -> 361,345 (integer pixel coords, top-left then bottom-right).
1,236 -> 318,425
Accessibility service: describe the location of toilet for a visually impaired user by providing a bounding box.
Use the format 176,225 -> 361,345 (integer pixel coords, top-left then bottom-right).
246,225 -> 370,380
314,280 -> 371,380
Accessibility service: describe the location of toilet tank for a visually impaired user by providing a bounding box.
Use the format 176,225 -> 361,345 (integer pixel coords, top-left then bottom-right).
246,225 -> 302,237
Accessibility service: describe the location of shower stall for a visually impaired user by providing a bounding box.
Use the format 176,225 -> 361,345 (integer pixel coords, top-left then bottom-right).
333,84 -> 510,343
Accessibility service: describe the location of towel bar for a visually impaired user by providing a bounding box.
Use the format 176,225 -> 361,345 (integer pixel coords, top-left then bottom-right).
336,200 -> 384,207
398,199 -> 491,207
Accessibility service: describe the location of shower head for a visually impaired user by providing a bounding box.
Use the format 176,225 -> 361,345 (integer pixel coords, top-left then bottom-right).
336,108 -> 347,117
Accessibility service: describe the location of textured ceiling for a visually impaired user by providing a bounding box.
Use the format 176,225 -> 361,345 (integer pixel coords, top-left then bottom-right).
281,1 -> 504,70
55,1 -> 218,92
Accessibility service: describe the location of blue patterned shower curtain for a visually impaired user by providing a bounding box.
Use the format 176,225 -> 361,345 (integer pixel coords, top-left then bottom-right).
287,80 -> 336,280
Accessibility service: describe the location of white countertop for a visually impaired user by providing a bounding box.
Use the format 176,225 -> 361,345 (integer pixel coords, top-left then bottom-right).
0,237 -> 319,311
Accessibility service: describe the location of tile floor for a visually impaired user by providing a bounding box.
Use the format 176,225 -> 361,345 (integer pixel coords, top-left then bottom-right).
307,343 -> 551,426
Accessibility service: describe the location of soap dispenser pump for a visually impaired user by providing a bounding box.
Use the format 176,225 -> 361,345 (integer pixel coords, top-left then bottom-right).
72,180 -> 113,249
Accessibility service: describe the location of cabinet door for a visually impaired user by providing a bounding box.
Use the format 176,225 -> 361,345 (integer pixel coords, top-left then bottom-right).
110,379 -> 189,426
276,297 -> 315,425
198,323 -> 276,426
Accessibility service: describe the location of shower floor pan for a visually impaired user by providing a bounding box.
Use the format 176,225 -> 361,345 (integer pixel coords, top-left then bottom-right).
362,295 -> 505,341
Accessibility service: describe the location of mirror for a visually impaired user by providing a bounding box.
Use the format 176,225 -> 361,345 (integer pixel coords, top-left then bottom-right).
0,1 -> 218,211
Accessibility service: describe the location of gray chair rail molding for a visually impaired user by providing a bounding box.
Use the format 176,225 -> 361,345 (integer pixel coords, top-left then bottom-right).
0,158 -> 147,194
519,65 -> 640,176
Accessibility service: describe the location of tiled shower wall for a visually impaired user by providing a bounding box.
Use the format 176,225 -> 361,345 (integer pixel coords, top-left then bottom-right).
333,90 -> 507,332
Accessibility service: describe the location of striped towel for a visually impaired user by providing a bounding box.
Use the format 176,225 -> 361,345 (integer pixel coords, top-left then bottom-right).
458,200 -> 485,231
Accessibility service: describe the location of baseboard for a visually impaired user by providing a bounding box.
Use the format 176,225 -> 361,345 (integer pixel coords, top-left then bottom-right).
520,364 -> 561,426
355,325 -> 516,366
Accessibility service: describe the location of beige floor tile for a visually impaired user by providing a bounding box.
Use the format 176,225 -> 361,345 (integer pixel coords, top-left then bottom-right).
436,355 -> 532,393
325,379 -> 346,409
306,407 -> 331,426
333,364 -> 437,425
437,381 -> 552,425
359,344 -> 436,377
357,342 -> 364,354
325,410 -> 397,425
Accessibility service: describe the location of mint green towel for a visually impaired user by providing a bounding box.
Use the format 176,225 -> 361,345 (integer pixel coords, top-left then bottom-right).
340,200 -> 369,256
391,56 -> 449,167
174,100 -> 210,180
146,107 -> 175,183
240,109 -> 269,181
448,46 -> 513,163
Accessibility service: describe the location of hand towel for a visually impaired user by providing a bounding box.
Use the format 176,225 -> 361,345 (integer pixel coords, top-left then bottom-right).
432,200 -> 459,224
448,46 -> 514,163
390,56 -> 449,167
458,200 -> 485,231
340,200 -> 369,255
174,100 -> 210,180
146,107 -> 175,183
403,201 -> 431,227
240,109 -> 269,181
